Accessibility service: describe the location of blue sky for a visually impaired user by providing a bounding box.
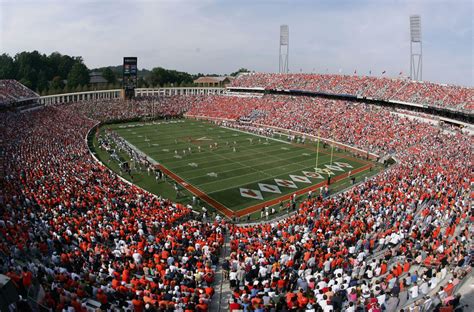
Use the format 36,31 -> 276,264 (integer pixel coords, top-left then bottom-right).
0,0 -> 472,86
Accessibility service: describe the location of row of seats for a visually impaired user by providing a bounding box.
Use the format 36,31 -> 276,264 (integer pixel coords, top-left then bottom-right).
229,73 -> 474,110
0,79 -> 39,106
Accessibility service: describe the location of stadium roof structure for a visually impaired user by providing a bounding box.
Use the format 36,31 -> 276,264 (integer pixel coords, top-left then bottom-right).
89,72 -> 108,85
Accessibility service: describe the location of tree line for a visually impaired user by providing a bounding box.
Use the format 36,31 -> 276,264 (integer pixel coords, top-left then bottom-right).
0,50 -> 251,95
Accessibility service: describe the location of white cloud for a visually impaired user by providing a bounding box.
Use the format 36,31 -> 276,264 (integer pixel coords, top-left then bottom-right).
0,0 -> 472,86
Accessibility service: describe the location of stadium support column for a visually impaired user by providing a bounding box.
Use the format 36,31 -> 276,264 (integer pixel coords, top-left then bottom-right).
410,15 -> 422,81
279,25 -> 289,73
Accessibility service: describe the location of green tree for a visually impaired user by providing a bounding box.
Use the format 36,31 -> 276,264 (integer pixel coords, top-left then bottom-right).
138,77 -> 148,88
102,67 -> 117,84
67,62 -> 89,88
37,70 -> 49,92
19,78 -> 32,89
50,76 -> 65,90
230,68 -> 250,76
0,54 -> 16,79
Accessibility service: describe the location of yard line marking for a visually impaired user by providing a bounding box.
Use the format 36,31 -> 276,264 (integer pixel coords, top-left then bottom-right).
203,156 -> 345,193
116,135 -> 234,215
236,163 -> 373,217
194,153 -> 340,188
221,125 -> 292,145
112,120 -> 372,217
164,143 -> 300,166
172,149 -> 323,176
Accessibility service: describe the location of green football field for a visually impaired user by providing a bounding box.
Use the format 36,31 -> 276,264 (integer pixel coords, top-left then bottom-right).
101,119 -> 373,216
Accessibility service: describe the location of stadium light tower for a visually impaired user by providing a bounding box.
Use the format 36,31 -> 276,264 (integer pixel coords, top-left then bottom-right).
409,15 -> 422,81
279,25 -> 289,73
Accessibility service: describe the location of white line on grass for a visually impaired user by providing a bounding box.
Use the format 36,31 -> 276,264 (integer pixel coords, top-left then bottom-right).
203,155 -> 346,194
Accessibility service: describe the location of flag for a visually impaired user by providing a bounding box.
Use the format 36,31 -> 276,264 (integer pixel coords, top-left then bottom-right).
382,70 -> 386,75
399,71 -> 403,75
369,70 -> 372,75
354,70 -> 357,75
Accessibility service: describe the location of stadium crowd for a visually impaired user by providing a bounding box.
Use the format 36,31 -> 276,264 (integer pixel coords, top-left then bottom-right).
0,85 -> 472,312
0,80 -> 39,106
187,94 -> 472,311
229,73 -> 473,110
68,96 -> 202,122
0,102 -> 224,311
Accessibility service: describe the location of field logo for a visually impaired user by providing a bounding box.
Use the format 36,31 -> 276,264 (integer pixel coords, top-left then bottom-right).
314,167 -> 334,176
207,172 -> 218,178
325,164 -> 345,172
334,162 -> 353,168
188,163 -> 198,168
162,149 -> 169,152
240,188 -> 264,200
290,175 -> 311,184
258,183 -> 282,194
302,171 -> 324,179
275,179 -> 297,188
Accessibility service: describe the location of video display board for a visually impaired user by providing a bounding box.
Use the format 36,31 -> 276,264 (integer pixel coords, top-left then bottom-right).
123,57 -> 138,90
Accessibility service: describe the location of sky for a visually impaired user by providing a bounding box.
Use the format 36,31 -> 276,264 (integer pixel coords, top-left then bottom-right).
0,0 -> 472,86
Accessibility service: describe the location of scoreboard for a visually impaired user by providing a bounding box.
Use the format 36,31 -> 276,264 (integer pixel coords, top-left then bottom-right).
123,57 -> 137,98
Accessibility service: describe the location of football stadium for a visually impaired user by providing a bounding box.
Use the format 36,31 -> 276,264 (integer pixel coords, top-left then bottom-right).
0,1 -> 473,312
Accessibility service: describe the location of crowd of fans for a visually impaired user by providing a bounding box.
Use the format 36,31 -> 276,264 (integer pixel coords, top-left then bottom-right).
1,102 -> 224,311
187,94 -> 473,311
229,73 -> 473,110
68,96 -> 203,122
0,80 -> 39,107
0,87 -> 472,312
187,95 -> 438,155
